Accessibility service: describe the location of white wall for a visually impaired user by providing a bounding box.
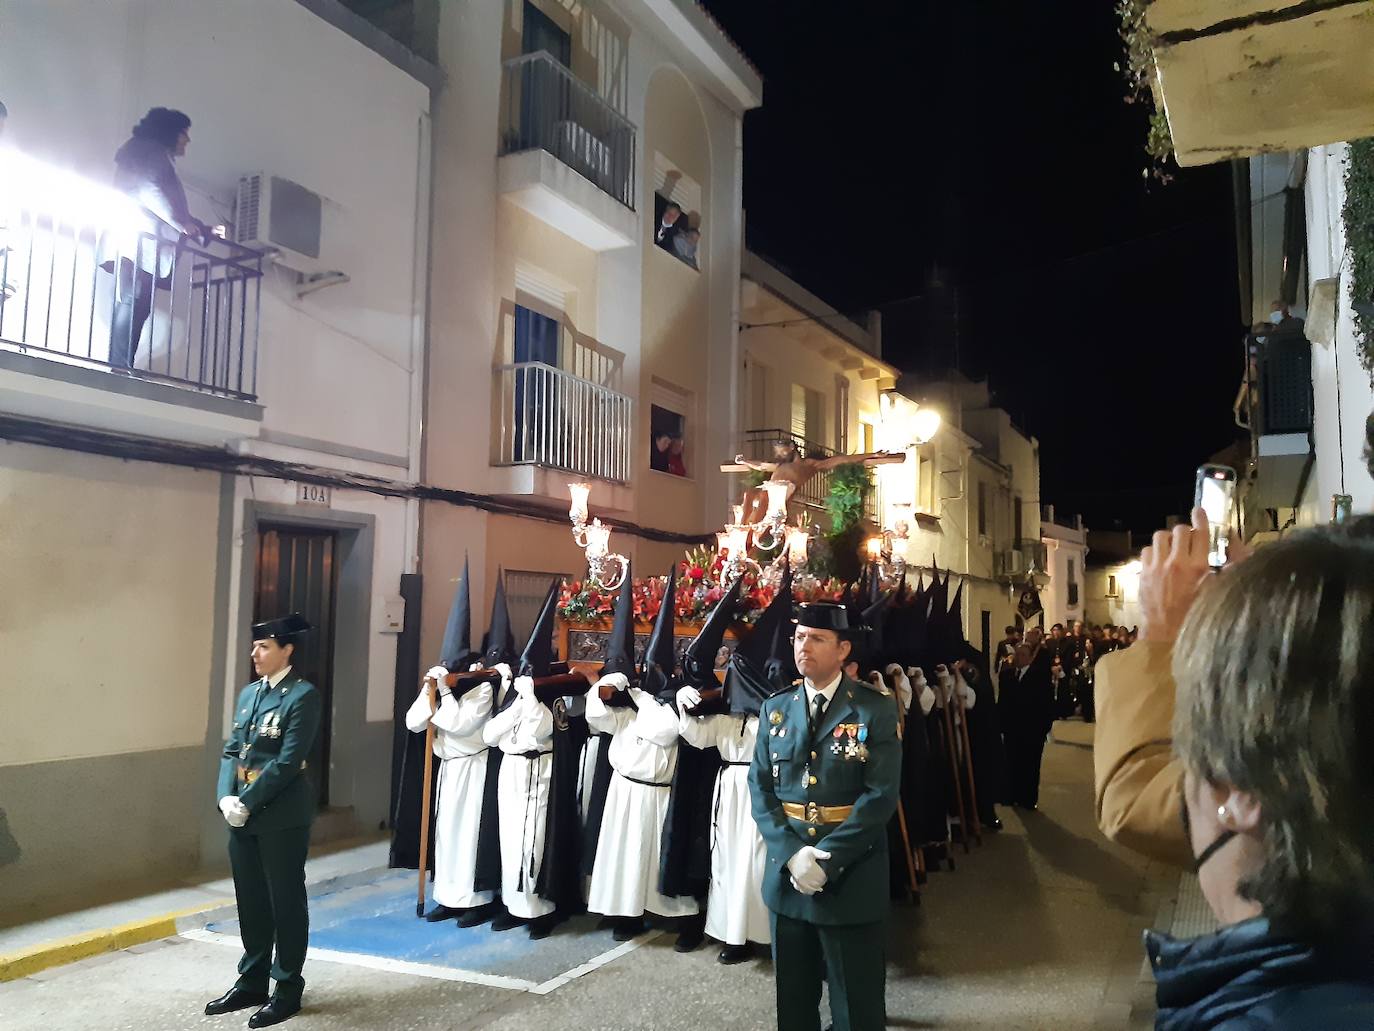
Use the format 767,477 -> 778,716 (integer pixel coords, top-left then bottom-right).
1302,143 -> 1374,524
0,443 -> 219,766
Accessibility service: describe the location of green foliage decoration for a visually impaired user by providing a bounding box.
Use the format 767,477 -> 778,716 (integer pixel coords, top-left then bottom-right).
1116,0 -> 1175,182
823,462 -> 872,535
1345,138 -> 1374,374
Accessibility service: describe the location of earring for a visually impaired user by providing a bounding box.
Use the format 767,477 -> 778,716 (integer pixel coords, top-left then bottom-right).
1217,805 -> 1229,821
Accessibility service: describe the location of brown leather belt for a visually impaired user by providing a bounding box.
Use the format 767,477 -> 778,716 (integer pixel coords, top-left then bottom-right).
782,801 -> 853,825
237,760 -> 307,785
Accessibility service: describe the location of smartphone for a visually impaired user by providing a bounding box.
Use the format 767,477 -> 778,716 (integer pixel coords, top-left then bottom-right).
1194,464 -> 1237,568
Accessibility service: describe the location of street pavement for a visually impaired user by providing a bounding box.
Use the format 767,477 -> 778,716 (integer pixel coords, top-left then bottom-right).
0,722 -> 1177,1030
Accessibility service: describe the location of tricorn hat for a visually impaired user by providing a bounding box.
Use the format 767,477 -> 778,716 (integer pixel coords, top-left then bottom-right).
251,613 -> 311,641
793,602 -> 853,635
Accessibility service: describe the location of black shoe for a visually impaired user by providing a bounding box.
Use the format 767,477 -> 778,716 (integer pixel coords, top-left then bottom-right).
490,909 -> 527,932
674,928 -> 704,953
718,944 -> 752,964
205,988 -> 268,1015
527,914 -> 557,940
456,903 -> 496,928
424,904 -> 461,922
612,917 -> 645,941
248,996 -> 301,1028
983,817 -> 1004,832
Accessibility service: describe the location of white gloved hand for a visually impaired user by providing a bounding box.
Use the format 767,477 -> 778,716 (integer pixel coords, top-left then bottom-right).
425,665 -> 449,683
786,846 -> 832,895
219,796 -> 249,828
886,663 -> 905,679
493,662 -> 514,687
595,672 -> 630,694
676,685 -> 702,711
469,662 -> 482,672
514,675 -> 535,700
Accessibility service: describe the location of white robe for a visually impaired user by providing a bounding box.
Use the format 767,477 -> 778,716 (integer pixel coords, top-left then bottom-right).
585,688 -> 699,919
480,689 -> 555,920
678,710 -> 769,946
404,683 -> 495,909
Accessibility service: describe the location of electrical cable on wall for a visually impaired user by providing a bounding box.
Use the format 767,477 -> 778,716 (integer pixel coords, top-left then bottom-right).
0,414 -> 714,547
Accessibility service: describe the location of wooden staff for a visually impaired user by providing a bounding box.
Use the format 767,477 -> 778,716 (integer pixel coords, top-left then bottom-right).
887,674 -> 921,901
955,685 -> 983,847
938,681 -> 972,856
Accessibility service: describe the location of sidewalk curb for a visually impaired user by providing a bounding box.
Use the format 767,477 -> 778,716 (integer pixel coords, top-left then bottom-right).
0,863 -> 397,984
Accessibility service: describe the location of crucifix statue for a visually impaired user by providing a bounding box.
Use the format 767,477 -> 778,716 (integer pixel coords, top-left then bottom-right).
720,440 -> 907,524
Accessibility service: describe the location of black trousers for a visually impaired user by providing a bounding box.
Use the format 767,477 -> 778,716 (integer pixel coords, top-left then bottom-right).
771,911 -> 886,1031
108,260 -> 156,369
1003,727 -> 1047,808
227,825 -> 312,1005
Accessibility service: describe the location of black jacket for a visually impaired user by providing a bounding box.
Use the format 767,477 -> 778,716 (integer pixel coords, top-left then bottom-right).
1149,918 -> 1374,1030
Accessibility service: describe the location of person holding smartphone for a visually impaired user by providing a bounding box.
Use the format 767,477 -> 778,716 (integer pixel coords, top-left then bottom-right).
1092,502 -> 1246,866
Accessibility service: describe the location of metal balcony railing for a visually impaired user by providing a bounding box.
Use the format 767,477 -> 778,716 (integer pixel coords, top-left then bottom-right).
1236,327 -> 1313,438
739,427 -> 878,521
499,51 -> 637,210
0,159 -> 264,400
995,539 -> 1048,580
494,361 -> 632,483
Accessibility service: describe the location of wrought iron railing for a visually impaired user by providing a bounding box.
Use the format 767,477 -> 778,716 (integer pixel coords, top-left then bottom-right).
995,539 -> 1049,580
1236,327 -> 1312,438
0,201 -> 264,400
739,427 -> 878,520
499,51 -> 637,210
494,361 -> 632,483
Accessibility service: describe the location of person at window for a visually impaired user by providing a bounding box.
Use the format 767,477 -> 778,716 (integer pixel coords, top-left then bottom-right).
655,201 -> 682,248
100,107 -> 207,370
651,432 -> 673,473
672,227 -> 700,269
1147,519 -> 1374,1029
667,436 -> 687,477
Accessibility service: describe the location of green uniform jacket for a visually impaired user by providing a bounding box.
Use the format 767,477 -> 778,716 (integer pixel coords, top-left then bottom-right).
748,674 -> 901,926
217,672 -> 323,834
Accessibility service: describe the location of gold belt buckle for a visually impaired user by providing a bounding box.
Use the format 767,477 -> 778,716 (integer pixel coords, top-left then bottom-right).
805,801 -> 820,824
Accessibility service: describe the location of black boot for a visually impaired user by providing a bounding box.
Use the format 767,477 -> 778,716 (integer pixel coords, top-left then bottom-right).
717,943 -> 752,964
527,913 -> 558,940
424,904 -> 461,922
204,988 -> 268,1015
248,995 -> 301,1028
612,916 -> 645,941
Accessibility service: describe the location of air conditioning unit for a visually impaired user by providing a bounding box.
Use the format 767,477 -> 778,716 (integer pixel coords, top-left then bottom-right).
235,173 -> 324,272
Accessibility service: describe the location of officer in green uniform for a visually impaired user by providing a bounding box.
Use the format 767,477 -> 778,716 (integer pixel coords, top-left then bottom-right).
748,602 -> 901,1031
205,614 -> 323,1028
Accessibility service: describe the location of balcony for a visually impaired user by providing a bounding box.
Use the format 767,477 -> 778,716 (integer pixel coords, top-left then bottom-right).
995,539 -> 1048,581
0,151 -> 264,444
738,428 -> 878,523
497,51 -> 638,252
1236,327 -> 1313,509
493,361 -> 632,503
1142,0 -> 1374,166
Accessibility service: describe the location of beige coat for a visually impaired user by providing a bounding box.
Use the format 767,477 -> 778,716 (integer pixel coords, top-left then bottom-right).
1093,642 -> 1191,868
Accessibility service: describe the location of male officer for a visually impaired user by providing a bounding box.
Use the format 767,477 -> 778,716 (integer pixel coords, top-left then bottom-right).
206,614 -> 323,1028
748,603 -> 901,1031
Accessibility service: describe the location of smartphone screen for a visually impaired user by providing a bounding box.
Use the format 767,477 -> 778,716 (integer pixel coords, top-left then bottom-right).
1195,465 -> 1236,568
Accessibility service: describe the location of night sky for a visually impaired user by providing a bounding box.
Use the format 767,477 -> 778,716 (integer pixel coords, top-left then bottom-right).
702,2 -> 1244,535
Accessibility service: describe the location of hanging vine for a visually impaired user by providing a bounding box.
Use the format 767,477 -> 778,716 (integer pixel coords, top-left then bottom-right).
1344,138 -> 1374,373
1115,0 -> 1176,183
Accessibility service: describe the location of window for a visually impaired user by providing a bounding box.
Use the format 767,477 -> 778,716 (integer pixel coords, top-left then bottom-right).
790,384 -> 824,447
506,569 -> 568,644
835,376 -> 850,453
918,454 -> 934,513
649,379 -> 692,478
512,304 -> 560,462
1013,495 -> 1023,542
977,481 -> 988,537
860,420 -> 874,454
652,156 -> 703,271
1108,574 -> 1118,596
522,1 -> 571,65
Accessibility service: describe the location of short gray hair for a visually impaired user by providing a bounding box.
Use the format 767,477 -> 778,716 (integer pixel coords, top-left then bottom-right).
1173,517 -> 1374,940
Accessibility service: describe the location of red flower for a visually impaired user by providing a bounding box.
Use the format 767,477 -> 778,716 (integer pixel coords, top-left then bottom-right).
688,565 -> 705,581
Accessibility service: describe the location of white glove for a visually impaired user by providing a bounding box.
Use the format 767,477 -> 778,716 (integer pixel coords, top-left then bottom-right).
676,685 -> 702,711
468,662 -> 482,672
425,665 -> 449,683
219,796 -> 249,828
595,672 -> 630,694
514,675 -> 535,700
786,846 -> 832,895
493,662 -> 514,688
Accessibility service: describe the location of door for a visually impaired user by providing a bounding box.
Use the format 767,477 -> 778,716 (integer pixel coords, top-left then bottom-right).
980,610 -> 991,664
523,1 -> 571,65
255,526 -> 338,806
513,304 -> 561,463
521,1 -> 572,152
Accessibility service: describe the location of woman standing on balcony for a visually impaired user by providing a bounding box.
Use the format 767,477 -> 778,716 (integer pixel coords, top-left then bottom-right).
100,107 -> 206,370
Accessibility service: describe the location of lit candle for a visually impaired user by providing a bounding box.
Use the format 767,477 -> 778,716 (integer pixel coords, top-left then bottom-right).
731,504 -> 744,524
726,525 -> 750,558
866,536 -> 883,561
716,530 -> 731,554
568,481 -> 591,524
785,525 -> 810,566
763,481 -> 790,520
585,518 -> 610,560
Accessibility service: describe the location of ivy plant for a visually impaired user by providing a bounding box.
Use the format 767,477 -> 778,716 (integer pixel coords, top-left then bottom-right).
1344,138 -> 1374,374
1116,0 -> 1175,182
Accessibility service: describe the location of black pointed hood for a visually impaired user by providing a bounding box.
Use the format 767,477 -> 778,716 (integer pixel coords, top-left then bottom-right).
640,567 -> 679,696
683,576 -> 742,691
726,564 -> 792,716
439,555 -> 475,670
599,564 -> 636,678
482,571 -> 517,666
518,579 -> 559,678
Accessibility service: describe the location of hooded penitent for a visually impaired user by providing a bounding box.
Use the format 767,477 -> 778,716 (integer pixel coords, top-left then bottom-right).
482,571 -> 517,668
640,566 -> 679,698
726,563 -> 793,717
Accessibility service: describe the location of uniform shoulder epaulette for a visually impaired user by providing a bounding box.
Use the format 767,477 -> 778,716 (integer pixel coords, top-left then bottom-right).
765,683 -> 793,699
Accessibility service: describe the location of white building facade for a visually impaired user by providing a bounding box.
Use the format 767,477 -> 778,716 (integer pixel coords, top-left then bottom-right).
0,0 -> 434,918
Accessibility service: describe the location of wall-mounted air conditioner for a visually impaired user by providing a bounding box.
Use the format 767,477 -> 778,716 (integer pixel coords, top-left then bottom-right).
235,173 -> 324,272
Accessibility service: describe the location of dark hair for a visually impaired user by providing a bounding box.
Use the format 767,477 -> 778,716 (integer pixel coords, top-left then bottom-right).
131,107 -> 191,149
1004,625 -> 1017,635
